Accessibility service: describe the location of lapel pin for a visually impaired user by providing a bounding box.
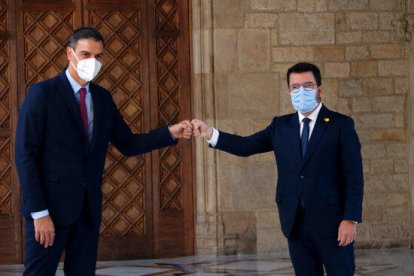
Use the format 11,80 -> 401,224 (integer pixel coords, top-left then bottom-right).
324,118 -> 330,122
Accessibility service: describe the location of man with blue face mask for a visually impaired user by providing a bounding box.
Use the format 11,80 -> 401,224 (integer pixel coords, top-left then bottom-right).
191,62 -> 364,276
15,27 -> 193,275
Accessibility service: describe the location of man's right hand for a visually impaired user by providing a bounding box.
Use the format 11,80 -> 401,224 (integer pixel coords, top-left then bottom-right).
191,119 -> 213,140
34,215 -> 55,248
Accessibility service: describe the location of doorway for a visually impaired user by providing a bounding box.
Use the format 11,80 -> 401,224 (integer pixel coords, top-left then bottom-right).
0,0 -> 193,263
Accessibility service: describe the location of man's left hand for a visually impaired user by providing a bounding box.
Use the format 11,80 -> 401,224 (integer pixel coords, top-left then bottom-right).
338,220 -> 357,247
169,120 -> 193,139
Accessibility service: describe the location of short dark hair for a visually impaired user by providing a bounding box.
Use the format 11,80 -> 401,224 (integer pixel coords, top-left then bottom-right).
286,62 -> 321,87
69,27 -> 104,50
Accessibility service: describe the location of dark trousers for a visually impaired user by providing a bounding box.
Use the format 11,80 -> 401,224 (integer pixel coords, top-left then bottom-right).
23,195 -> 100,276
287,207 -> 355,276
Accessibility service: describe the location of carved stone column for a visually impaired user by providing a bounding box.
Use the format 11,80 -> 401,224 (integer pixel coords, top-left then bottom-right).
396,10 -> 414,248
191,0 -> 224,255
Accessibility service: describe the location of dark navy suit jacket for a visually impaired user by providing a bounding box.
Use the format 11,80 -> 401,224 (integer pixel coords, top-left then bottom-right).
15,71 -> 175,226
214,105 -> 364,238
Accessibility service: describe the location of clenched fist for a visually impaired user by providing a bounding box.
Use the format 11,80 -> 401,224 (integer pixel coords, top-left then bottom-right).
169,120 -> 193,139
191,119 -> 213,139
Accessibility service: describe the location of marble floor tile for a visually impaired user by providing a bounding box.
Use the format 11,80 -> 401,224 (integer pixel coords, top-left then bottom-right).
96,266 -> 173,275
0,248 -> 412,275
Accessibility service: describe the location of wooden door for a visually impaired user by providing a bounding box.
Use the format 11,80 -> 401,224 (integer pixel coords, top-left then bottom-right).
148,0 -> 193,258
0,0 -> 21,264
0,0 -> 193,263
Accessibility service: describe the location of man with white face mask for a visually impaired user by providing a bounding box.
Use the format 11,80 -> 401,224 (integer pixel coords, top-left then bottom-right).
191,62 -> 364,276
15,27 -> 193,275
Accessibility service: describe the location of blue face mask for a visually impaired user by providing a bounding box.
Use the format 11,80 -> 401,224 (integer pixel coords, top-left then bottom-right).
290,87 -> 318,113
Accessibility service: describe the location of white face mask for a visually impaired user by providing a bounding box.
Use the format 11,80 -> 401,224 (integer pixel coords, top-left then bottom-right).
70,48 -> 102,82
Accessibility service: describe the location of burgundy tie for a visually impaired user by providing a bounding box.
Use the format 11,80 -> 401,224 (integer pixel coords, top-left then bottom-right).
79,88 -> 88,134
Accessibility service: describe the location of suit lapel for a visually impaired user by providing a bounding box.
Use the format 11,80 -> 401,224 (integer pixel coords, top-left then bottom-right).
59,71 -> 84,133
89,83 -> 102,153
301,105 -> 330,167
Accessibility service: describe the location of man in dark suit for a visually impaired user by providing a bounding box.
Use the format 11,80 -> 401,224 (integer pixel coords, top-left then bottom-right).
15,27 -> 192,275
191,62 -> 363,275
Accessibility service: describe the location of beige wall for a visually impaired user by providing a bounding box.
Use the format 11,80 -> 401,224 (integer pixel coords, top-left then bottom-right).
193,0 -> 412,255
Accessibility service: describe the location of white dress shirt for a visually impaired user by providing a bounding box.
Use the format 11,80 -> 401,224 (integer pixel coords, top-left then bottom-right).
298,102 -> 322,139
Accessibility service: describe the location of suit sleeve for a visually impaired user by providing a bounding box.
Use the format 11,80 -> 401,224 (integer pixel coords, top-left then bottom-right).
109,98 -> 176,157
213,119 -> 275,157
340,117 -> 364,223
15,84 -> 48,213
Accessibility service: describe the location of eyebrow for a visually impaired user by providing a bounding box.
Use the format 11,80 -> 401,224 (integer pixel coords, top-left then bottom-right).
290,81 -> 314,85
79,50 -> 104,56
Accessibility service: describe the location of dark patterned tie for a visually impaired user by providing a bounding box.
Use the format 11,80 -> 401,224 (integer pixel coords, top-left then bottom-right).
79,87 -> 88,134
301,118 -> 311,159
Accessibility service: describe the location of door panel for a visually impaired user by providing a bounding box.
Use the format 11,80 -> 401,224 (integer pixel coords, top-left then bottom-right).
149,0 -> 194,257
0,0 -> 21,263
86,1 -> 153,259
20,10 -> 75,94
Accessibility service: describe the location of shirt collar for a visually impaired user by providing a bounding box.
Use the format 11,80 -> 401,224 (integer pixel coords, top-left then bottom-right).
65,69 -> 90,94
298,102 -> 323,123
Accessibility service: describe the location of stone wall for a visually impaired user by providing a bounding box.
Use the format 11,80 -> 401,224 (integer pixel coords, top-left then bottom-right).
193,0 -> 411,255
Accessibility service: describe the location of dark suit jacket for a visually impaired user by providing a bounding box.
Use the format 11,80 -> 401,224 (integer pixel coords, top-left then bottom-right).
214,105 -> 364,238
15,71 -> 175,226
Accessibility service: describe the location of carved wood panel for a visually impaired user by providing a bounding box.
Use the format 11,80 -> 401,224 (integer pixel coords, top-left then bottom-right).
0,138 -> 12,215
0,0 -> 10,131
0,0 -> 23,264
0,0 -> 6,32
156,0 -> 183,212
89,9 -> 147,237
0,39 -> 10,130
22,10 -> 74,92
0,0 -> 12,216
151,0 -> 194,257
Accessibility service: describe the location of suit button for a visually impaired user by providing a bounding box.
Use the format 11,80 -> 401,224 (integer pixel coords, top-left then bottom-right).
300,175 -> 305,180
81,182 -> 86,187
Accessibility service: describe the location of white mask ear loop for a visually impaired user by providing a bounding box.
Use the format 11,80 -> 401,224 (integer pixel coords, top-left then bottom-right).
70,48 -> 80,71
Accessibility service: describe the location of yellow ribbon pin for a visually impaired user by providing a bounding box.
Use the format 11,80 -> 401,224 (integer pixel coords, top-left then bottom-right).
324,118 -> 330,122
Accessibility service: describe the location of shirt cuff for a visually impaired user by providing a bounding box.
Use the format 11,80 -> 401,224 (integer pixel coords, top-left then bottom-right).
31,210 -> 49,220
168,125 -> 177,140
206,128 -> 219,147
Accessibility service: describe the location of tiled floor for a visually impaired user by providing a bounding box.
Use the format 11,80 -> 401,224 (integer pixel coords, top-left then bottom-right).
0,248 -> 413,275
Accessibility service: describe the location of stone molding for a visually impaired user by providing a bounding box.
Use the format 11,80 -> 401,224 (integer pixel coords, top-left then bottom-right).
192,0 -> 224,255
394,14 -> 414,42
